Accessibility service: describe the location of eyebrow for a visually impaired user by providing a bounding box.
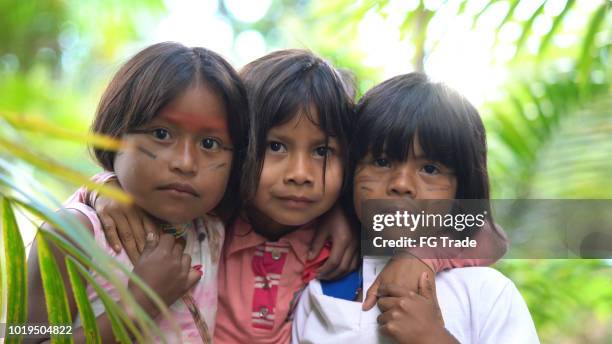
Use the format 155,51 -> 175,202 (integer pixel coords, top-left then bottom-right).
268,132 -> 338,146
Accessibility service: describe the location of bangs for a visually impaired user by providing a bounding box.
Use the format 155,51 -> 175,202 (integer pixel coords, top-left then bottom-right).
354,75 -> 475,171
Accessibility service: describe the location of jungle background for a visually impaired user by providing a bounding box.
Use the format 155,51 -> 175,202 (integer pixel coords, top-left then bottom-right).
1,0 -> 611,343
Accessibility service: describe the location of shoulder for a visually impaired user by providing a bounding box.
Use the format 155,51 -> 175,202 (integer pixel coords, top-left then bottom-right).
45,208 -> 95,236
437,266 -> 512,291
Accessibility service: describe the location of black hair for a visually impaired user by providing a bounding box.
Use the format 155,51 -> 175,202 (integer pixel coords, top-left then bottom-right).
90,41 -> 249,220
239,49 -> 354,202
351,72 -> 489,200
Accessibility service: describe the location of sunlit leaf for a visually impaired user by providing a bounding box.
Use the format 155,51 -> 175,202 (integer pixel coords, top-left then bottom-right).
2,197 -> 26,344
0,137 -> 131,203
538,0 -> 576,58
0,111 -> 123,151
65,257 -> 101,344
37,234 -> 72,344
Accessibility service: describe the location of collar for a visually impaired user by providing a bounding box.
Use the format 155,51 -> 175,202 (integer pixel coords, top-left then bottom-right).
226,217 -> 316,265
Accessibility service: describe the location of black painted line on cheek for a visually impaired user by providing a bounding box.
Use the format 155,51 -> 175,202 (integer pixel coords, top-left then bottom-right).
137,146 -> 157,160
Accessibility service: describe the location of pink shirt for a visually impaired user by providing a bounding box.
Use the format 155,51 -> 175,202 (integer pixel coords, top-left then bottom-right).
214,218 -> 328,344
65,187 -> 225,343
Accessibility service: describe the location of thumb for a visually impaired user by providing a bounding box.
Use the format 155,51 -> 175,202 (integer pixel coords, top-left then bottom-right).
418,271 -> 435,299
141,231 -> 158,254
308,229 -> 328,261
362,277 -> 381,311
186,268 -> 203,290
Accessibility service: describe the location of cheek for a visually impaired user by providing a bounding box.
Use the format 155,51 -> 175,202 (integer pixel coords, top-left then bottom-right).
322,160 -> 343,196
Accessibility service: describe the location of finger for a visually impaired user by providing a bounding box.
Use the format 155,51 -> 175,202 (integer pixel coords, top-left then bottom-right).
377,296 -> 401,312
418,271 -> 433,298
141,215 -> 158,252
378,283 -> 413,298
362,277 -> 381,311
316,250 -> 340,280
141,231 -> 159,254
325,244 -> 356,280
172,240 -> 184,257
349,247 -> 359,272
308,229 -> 329,261
181,253 -> 192,274
100,215 -> 121,253
185,268 -> 203,289
126,211 -> 147,253
113,212 -> 139,262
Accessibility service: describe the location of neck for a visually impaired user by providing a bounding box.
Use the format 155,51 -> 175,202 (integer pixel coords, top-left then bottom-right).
245,207 -> 299,241
156,220 -> 193,238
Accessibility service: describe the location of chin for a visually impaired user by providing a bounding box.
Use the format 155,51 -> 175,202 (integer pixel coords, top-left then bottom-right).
152,208 -> 201,225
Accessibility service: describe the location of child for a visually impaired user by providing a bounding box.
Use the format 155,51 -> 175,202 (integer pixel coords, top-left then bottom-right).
292,73 -> 539,343
213,49 -> 354,343
26,42 -> 249,343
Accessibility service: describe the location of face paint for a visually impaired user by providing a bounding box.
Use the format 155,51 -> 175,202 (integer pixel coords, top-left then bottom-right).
137,145 -> 157,160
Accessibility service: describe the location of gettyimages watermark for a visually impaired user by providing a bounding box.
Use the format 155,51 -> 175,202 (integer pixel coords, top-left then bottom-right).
360,199 -> 612,259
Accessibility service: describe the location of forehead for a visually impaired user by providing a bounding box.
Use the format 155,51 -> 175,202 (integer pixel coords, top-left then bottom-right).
269,112 -> 330,139
156,85 -> 228,133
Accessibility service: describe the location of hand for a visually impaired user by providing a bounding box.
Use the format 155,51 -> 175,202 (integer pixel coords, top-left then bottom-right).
92,178 -> 156,264
128,233 -> 202,317
377,273 -> 456,344
363,254 -> 433,311
309,204 -> 359,280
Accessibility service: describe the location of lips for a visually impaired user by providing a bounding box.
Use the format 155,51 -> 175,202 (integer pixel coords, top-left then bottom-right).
275,195 -> 316,209
158,182 -> 200,197
277,195 -> 314,203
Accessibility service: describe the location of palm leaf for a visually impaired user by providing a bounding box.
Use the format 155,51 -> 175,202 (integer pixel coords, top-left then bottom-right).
36,234 -> 72,344
65,257 -> 101,343
0,175 -> 174,342
0,111 -> 123,151
538,0 -> 576,58
577,2 -> 609,87
514,1 -> 547,57
2,197 -> 27,344
0,138 -> 131,203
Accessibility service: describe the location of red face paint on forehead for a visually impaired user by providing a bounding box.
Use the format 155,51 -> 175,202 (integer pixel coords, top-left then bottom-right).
158,107 -> 227,133
156,86 -> 228,134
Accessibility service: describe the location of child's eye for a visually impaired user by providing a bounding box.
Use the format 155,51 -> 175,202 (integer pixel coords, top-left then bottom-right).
422,164 -> 440,175
373,158 -> 391,168
201,137 -> 221,151
151,128 -> 171,140
268,141 -> 287,153
314,146 -> 333,157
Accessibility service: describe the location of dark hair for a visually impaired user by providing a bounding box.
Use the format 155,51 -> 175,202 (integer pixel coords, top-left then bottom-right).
351,73 -> 489,200
239,49 -> 354,202
91,41 -> 249,219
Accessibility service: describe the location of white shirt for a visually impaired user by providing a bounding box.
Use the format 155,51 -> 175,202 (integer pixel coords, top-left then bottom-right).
292,258 -> 539,344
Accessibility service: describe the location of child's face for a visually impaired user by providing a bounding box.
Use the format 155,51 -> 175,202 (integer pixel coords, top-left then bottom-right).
114,85 -> 232,224
251,112 -> 343,228
353,137 -> 457,219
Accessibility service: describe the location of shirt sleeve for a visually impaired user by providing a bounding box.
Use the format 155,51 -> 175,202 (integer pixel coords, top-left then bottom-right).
477,279 -> 540,343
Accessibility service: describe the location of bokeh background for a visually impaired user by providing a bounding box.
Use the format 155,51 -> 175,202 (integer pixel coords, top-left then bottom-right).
1,0 -> 611,342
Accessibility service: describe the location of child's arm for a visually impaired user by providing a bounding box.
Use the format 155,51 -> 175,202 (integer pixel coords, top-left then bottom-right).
363,220 -> 509,310
376,273 -> 459,344
309,204 -> 359,280
26,210 -> 200,343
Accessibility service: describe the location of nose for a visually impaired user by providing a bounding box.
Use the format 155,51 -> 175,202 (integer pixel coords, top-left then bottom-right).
169,140 -> 198,175
387,166 -> 416,198
284,152 -> 314,186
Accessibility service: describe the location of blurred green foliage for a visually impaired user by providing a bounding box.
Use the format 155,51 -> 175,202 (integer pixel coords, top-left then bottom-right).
1,0 -> 611,343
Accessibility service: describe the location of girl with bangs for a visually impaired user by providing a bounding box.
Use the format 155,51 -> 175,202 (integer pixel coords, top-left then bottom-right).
293,73 -> 538,344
